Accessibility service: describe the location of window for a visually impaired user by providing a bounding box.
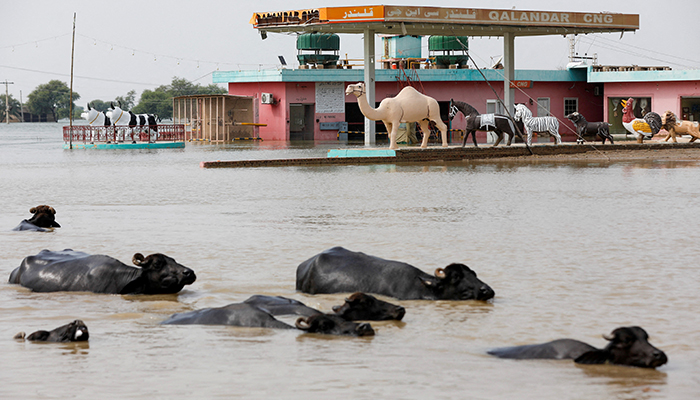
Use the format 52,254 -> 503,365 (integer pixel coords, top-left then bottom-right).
564,98 -> 578,116
486,99 -> 505,114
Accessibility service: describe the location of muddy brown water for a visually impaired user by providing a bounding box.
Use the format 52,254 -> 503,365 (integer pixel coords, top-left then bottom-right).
1,122 -> 698,399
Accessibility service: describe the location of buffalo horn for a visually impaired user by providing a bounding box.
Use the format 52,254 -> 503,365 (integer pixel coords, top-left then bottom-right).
435,268 -> 446,279
603,333 -> 615,341
132,253 -> 145,266
295,317 -> 310,330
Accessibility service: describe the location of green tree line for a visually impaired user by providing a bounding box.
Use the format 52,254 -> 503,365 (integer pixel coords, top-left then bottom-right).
14,76 -> 225,122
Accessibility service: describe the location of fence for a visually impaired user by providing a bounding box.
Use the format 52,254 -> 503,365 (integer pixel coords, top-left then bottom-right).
63,124 -> 186,143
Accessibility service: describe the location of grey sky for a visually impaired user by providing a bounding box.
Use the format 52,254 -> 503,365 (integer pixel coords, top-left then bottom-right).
3,0 -> 699,106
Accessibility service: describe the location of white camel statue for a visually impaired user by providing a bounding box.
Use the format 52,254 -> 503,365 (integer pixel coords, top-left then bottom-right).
345,82 -> 448,150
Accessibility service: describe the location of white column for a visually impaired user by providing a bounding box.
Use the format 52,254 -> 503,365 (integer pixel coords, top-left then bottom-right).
503,32 -> 516,116
363,28 -> 376,146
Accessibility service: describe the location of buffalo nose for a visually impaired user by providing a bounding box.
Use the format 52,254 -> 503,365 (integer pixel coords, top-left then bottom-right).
479,285 -> 495,300
394,307 -> 406,321
183,269 -> 196,283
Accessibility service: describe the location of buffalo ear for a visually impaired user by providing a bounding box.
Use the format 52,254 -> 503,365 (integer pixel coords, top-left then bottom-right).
574,350 -> 612,365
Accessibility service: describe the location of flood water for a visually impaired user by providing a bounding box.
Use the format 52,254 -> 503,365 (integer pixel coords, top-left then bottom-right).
1,122 -> 699,399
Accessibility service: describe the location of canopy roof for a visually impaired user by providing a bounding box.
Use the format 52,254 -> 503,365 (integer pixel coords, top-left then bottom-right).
251,5 -> 639,37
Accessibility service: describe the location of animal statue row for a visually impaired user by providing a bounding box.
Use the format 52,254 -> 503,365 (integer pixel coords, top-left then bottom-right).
448,100 -> 525,147
85,101 -> 160,143
9,206 -> 669,367
345,82 -> 448,150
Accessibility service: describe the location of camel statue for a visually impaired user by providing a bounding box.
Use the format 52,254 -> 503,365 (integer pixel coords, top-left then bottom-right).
345,82 -> 448,150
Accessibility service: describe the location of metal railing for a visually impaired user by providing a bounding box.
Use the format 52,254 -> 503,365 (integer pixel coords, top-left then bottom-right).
63,124 -> 186,143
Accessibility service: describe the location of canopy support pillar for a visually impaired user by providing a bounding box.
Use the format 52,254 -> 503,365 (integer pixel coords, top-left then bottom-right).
363,28 -> 376,147
503,32 -> 516,116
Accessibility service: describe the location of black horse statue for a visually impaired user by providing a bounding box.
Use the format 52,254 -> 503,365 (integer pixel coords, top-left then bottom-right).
566,112 -> 614,144
449,100 -> 525,147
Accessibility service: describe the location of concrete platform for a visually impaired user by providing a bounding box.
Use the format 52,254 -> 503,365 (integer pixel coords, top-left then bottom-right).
200,142 -> 700,168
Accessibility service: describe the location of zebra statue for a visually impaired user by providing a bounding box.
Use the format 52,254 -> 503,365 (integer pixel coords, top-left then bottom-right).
514,104 -> 562,146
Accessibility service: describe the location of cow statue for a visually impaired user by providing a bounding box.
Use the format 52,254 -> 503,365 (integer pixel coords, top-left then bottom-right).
12,205 -> 61,232
296,247 -> 495,301
488,326 -> 667,368
9,249 -> 196,294
14,320 -> 89,343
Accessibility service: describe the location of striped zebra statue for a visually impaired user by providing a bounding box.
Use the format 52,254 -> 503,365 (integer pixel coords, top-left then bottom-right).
514,104 -> 562,146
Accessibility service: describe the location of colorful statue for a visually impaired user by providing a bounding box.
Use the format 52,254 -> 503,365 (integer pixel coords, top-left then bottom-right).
345,82 -> 448,150
661,110 -> 700,143
621,98 -> 662,143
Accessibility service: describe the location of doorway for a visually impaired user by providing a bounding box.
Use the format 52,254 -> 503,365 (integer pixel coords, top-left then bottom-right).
289,104 -> 315,141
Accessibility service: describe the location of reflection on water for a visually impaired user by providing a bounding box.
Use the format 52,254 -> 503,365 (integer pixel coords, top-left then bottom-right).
1,122 -> 699,399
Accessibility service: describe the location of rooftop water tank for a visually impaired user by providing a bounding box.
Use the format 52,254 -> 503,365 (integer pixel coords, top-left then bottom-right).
297,33 -> 340,67
428,36 -> 469,68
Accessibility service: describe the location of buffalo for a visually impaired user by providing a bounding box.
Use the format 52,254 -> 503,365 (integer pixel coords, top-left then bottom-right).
162,300 -> 376,336
488,326 -> 668,368
244,293 -> 405,321
161,303 -> 294,329
13,205 -> 61,231
296,247 -> 495,301
14,320 -> 89,342
9,249 -> 196,294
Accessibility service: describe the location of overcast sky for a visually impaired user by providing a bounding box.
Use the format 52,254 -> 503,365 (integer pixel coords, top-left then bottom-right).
3,0 -> 699,106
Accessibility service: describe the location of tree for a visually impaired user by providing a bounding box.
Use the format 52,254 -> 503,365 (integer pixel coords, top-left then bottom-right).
26,80 -> 80,122
87,99 -> 110,112
0,94 -> 22,122
132,76 -> 226,119
114,90 -> 136,110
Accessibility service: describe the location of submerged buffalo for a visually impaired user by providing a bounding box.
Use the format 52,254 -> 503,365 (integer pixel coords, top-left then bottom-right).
9,249 -> 196,294
13,205 -> 61,231
162,303 -> 294,329
162,300 -> 375,336
296,247 -> 495,301
244,293 -> 405,321
14,320 -> 89,342
488,326 -> 668,368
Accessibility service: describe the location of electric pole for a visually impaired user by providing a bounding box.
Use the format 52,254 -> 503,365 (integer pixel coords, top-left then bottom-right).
2,80 -> 14,124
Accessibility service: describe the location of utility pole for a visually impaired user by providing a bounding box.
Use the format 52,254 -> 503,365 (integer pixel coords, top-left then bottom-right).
2,80 -> 14,124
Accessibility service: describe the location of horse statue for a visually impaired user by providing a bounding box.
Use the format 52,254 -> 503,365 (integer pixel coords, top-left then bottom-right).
448,100 -> 525,147
565,112 -> 614,144
514,104 -> 561,146
661,110 -> 700,143
85,102 -> 111,143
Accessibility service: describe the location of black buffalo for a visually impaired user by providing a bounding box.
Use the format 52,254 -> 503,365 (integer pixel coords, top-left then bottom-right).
244,293 -> 405,321
9,249 -> 196,294
13,205 -> 61,231
296,247 -> 495,301
295,314 -> 375,337
161,303 -> 294,329
162,300 -> 376,336
488,326 -> 668,368
14,320 -> 89,342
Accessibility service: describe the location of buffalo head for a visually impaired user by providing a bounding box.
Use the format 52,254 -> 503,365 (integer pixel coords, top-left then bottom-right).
421,263 -> 495,301
26,205 -> 60,228
295,314 -> 374,336
132,253 -> 196,294
575,326 -> 667,368
332,292 -> 405,321
16,320 -> 89,342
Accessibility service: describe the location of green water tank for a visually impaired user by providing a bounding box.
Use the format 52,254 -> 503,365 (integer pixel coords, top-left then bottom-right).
428,36 -> 469,52
297,33 -> 340,51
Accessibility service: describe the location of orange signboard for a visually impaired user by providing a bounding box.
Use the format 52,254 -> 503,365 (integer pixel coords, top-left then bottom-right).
319,6 -> 385,23
510,80 -> 532,89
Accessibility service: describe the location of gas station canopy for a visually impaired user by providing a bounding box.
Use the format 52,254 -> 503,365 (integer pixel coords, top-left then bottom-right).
249,5 -> 639,146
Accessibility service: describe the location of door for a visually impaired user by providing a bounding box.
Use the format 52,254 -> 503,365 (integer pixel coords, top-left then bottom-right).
289,104 -> 315,141
536,98 -> 551,117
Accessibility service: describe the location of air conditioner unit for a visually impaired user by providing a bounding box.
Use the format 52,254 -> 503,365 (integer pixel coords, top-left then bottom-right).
261,93 -> 274,104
